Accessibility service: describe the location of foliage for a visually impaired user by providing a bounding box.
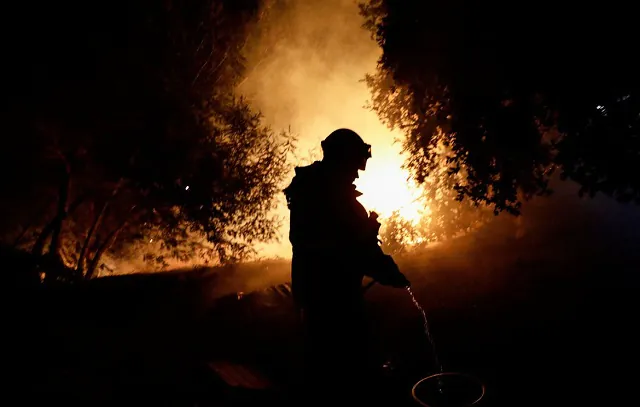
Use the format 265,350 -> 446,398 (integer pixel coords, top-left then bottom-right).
360,0 -> 640,214
379,211 -> 420,256
378,130 -> 492,254
2,0 -> 294,281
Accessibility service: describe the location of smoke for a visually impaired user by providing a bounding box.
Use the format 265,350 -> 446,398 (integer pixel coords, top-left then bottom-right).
241,0 -> 381,132
240,0 -> 419,258
238,0 -> 640,266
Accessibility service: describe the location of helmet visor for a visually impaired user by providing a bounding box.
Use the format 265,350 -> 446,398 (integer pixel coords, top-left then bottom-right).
358,144 -> 371,170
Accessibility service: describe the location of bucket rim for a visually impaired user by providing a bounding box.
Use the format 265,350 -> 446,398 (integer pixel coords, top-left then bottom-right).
411,371 -> 485,407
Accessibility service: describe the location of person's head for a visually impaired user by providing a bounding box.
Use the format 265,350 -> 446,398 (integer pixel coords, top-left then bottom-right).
321,128 -> 371,181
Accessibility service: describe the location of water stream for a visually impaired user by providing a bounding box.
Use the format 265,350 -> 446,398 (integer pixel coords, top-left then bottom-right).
406,287 -> 486,405
406,286 -> 444,373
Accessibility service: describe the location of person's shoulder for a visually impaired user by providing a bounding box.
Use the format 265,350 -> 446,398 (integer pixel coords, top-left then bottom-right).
291,161 -> 328,185
294,161 -> 323,177
283,161 -> 324,198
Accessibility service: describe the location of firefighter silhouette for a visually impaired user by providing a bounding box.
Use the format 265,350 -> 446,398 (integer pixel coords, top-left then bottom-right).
284,128 -> 410,402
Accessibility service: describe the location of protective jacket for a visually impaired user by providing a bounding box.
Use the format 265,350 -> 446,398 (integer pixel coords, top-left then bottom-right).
284,160 -> 401,309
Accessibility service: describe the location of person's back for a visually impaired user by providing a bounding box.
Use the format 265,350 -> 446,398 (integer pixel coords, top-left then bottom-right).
285,160 -> 373,309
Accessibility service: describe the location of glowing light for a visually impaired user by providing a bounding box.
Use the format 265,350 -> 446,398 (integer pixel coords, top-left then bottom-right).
355,158 -> 425,224
346,118 -> 428,225
185,185 -> 190,190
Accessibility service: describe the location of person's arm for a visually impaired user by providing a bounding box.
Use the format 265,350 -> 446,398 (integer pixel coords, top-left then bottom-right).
362,239 -> 410,288
351,211 -> 410,288
330,186 -> 410,288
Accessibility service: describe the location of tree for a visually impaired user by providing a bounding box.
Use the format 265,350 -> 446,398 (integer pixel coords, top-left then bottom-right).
360,0 -> 640,214
2,0 -> 294,281
377,129 -> 493,254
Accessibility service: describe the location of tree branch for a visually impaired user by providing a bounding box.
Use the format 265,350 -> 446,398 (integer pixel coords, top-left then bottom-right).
76,180 -> 124,275
85,205 -> 136,279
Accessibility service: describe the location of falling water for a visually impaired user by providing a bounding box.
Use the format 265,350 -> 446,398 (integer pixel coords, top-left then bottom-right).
406,287 -> 444,373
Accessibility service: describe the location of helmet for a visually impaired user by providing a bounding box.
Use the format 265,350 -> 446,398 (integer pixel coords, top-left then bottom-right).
321,128 -> 371,170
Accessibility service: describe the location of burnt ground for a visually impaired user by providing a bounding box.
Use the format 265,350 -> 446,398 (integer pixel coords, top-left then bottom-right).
4,186 -> 640,406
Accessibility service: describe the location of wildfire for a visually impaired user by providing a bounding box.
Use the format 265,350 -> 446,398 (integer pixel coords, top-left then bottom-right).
355,146 -> 428,225
236,0 -> 449,258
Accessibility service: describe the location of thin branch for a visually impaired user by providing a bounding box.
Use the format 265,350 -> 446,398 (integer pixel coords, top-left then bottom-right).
85,205 -> 136,279
76,179 -> 124,274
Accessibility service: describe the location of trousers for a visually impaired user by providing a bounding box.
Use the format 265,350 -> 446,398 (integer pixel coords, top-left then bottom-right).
295,300 -> 380,405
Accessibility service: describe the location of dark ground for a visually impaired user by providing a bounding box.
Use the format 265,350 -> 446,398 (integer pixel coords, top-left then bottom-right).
4,183 -> 640,406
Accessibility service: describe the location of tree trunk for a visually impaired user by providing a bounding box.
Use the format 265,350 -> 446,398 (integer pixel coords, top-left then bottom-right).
76,180 -> 123,275
84,221 -> 126,280
85,205 -> 135,280
31,193 -> 85,257
76,202 -> 107,276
